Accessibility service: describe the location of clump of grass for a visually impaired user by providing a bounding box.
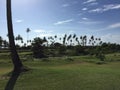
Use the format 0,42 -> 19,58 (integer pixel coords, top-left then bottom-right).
95,61 -> 106,65
41,58 -> 50,62
65,57 -> 74,62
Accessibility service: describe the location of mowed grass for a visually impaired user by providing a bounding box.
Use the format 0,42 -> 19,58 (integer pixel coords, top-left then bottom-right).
0,53 -> 120,90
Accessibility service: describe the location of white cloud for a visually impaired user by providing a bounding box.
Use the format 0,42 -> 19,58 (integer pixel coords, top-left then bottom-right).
69,30 -> 75,33
33,29 -> 54,37
15,19 -> 23,23
89,4 -> 120,13
78,21 -> 101,25
94,23 -> 120,32
82,17 -> 89,20
82,8 -> 88,11
108,23 -> 120,29
34,29 -> 53,33
38,33 -> 54,37
83,0 -> 96,4
101,33 -> 120,44
54,19 -> 73,25
89,2 -> 98,6
89,8 -> 102,13
62,4 -> 70,7
34,29 -> 46,33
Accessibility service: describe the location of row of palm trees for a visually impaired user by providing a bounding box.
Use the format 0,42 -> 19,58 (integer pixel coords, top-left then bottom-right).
0,33 -> 102,48
46,34 -> 102,47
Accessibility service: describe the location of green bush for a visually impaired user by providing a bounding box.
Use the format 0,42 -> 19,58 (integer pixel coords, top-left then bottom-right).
31,37 -> 47,58
96,52 -> 106,61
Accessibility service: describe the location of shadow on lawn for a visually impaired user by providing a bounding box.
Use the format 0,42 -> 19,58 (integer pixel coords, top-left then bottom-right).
5,72 -> 20,90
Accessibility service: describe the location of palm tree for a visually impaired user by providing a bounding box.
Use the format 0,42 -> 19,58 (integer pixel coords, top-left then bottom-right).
26,28 -> 31,45
0,36 -> 3,48
63,34 -> 67,45
80,36 -> 83,46
6,0 -> 23,72
73,34 -> 76,39
91,35 -> 94,46
76,37 -> 79,45
15,34 -> 23,46
67,34 -> 72,45
83,35 -> 87,46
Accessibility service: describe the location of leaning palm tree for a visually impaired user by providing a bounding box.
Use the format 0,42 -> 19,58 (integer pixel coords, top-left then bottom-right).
6,0 -> 23,72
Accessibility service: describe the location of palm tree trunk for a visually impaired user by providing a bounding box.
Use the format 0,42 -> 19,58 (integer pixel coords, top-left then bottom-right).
6,0 -> 23,72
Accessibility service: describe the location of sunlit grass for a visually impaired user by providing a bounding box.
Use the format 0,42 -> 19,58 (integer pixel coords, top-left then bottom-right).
0,52 -> 120,90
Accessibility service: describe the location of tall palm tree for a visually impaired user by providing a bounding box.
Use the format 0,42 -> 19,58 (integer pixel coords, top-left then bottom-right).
6,0 -> 23,72
26,28 -> 31,45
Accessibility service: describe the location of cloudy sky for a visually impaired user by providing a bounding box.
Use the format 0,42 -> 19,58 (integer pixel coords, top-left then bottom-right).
0,0 -> 120,44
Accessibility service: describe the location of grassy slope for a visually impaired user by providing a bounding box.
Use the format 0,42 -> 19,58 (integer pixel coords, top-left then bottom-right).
0,53 -> 120,90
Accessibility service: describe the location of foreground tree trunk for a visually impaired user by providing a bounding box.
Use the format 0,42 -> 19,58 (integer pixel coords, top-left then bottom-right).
6,0 -> 23,72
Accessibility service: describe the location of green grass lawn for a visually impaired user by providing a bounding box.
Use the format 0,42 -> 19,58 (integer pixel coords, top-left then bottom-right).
0,53 -> 120,90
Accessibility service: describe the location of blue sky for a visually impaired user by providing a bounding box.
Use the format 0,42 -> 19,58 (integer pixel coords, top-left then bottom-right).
0,0 -> 120,44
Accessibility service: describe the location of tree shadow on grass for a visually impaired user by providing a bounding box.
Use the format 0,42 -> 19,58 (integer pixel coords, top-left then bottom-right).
5,71 -> 20,90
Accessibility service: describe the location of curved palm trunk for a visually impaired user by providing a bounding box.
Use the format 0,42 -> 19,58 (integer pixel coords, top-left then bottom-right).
6,0 -> 23,72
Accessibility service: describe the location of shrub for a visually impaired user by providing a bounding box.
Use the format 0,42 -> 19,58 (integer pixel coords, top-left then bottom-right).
31,37 -> 47,58
96,52 -> 106,61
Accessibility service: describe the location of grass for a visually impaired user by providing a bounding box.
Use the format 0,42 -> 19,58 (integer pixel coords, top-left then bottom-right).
0,52 -> 120,90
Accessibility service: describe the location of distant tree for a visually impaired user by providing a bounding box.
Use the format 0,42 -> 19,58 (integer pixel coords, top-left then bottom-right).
59,37 -> 62,44
80,36 -> 83,46
75,37 -> 79,45
89,35 -> 95,46
43,37 -> 48,46
0,36 -> 3,48
70,39 -> 72,46
26,28 -> 31,45
73,34 -> 76,39
6,0 -> 23,72
63,34 -> 67,45
54,35 -> 58,43
3,40 -> 9,48
48,36 -> 55,46
67,34 -> 72,45
15,34 -> 23,46
91,35 -> 94,46
32,37 -> 47,58
83,35 -> 87,46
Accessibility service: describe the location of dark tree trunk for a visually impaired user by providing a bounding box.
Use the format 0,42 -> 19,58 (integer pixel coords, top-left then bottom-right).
6,0 -> 23,72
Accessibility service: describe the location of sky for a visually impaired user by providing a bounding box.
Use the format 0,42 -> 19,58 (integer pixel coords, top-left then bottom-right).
0,0 -> 120,44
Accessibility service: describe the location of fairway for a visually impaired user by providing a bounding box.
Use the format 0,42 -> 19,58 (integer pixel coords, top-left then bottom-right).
0,58 -> 120,90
